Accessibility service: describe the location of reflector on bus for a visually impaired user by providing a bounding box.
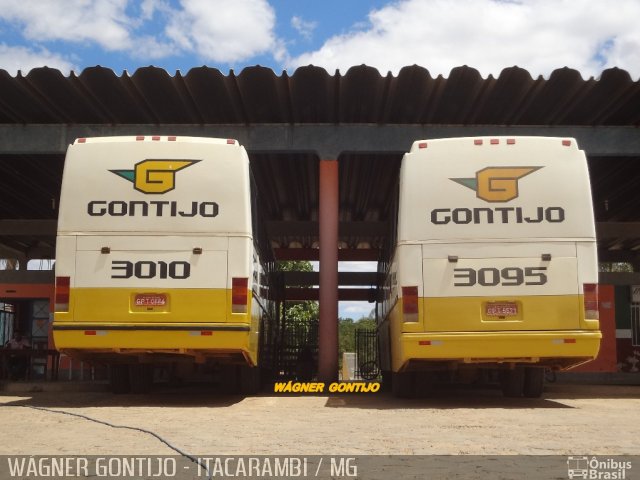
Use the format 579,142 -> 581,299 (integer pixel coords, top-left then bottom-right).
402,286 -> 419,322
55,276 -> 70,312
232,277 -> 249,313
583,283 -> 599,320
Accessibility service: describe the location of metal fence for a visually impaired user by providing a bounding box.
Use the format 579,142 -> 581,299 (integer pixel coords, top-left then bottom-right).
355,328 -> 380,380
631,303 -> 640,347
274,319 -> 318,380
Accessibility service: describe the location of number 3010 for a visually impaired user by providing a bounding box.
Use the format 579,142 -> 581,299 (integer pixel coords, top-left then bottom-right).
453,267 -> 547,287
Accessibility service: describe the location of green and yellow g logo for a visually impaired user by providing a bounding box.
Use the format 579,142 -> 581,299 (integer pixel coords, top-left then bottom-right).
110,159 -> 200,194
450,166 -> 542,203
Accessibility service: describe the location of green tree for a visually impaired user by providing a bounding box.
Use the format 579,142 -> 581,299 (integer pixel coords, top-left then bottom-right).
339,318 -> 355,357
277,261 -> 318,345
285,301 -> 319,327
339,313 -> 377,359
599,262 -> 633,273
277,260 -> 314,273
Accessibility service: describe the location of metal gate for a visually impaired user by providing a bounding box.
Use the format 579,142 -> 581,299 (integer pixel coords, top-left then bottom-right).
0,302 -> 15,346
355,328 -> 380,380
274,318 -> 318,380
631,303 -> 640,347
259,271 -> 320,381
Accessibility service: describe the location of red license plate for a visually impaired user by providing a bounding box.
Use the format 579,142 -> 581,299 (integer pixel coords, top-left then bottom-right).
135,294 -> 167,306
486,303 -> 518,317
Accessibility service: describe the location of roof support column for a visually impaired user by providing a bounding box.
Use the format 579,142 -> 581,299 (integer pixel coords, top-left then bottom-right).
318,159 -> 339,383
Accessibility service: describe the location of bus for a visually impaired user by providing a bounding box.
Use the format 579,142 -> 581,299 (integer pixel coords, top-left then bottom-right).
53,136 -> 275,393
378,136 -> 601,397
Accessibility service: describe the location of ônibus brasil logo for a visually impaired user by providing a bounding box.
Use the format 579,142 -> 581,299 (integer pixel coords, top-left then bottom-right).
450,166 -> 542,203
110,159 -> 200,194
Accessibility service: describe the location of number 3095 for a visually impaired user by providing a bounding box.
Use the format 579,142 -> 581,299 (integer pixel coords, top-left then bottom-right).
453,267 -> 547,287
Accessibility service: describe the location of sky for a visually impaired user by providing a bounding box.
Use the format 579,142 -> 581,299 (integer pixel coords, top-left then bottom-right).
5,0 -> 640,318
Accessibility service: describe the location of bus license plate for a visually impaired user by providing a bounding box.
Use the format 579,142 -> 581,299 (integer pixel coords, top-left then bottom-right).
135,294 -> 167,307
486,303 -> 518,317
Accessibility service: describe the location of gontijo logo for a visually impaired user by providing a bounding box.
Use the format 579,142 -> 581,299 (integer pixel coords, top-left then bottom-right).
110,159 -> 200,194
451,166 -> 542,202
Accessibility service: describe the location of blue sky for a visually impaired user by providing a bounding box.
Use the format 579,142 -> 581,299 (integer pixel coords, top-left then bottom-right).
0,0 -> 639,78
0,0 -> 391,75
5,0 -> 640,318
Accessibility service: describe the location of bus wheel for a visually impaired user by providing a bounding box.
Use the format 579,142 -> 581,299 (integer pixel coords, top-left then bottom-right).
110,364 -> 131,394
414,371 -> 437,397
130,364 -> 154,394
219,365 -> 239,394
380,371 -> 392,392
392,371 -> 415,398
523,367 -> 545,398
239,366 -> 261,395
500,367 -> 525,398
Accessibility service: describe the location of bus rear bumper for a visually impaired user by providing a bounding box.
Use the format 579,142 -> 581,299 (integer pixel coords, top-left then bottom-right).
52,323 -> 257,364
395,330 -> 601,372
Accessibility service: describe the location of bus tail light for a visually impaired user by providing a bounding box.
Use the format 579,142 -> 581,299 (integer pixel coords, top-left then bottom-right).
232,277 -> 249,313
55,276 -> 70,312
583,283 -> 599,320
402,286 -> 419,322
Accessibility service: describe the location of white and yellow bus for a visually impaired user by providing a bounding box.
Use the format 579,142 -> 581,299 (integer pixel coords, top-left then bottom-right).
53,136 -> 274,393
378,136 -> 601,397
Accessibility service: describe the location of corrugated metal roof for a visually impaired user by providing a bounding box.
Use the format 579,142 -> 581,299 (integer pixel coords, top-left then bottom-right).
0,65 -> 639,125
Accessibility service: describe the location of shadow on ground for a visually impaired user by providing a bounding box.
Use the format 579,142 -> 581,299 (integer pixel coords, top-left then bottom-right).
321,383 -> 639,410
0,381 -> 636,410
0,382 -> 246,408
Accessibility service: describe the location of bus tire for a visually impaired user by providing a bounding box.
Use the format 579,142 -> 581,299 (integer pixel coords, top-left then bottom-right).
219,365 -> 239,394
414,371 -> 436,397
129,364 -> 154,394
392,371 -> 415,398
381,371 -> 392,392
110,364 -> 130,394
523,367 -> 544,398
501,367 -> 525,398
239,366 -> 261,395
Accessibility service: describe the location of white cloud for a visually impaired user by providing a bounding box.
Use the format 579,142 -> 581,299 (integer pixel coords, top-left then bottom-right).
339,301 -> 374,320
140,0 -> 169,21
338,261 -> 377,272
0,0 -> 281,68
165,0 -> 277,63
271,37 -> 290,65
0,44 -> 75,75
0,0 -> 134,51
291,15 -> 317,41
128,35 -> 179,61
287,0 -> 640,78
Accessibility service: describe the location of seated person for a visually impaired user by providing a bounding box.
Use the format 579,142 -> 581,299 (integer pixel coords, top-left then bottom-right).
4,331 -> 30,380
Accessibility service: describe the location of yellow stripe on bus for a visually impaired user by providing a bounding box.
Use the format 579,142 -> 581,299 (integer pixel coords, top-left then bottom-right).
394,294 -> 598,334
420,294 -> 599,332
54,287 -> 253,323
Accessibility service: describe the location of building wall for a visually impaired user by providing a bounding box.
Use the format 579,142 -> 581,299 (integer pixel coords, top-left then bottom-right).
615,285 -> 639,372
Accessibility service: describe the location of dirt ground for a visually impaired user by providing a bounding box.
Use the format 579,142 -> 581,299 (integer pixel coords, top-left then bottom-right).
0,383 -> 638,457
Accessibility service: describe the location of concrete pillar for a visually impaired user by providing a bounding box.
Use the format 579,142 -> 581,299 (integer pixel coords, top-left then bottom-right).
318,159 -> 339,383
